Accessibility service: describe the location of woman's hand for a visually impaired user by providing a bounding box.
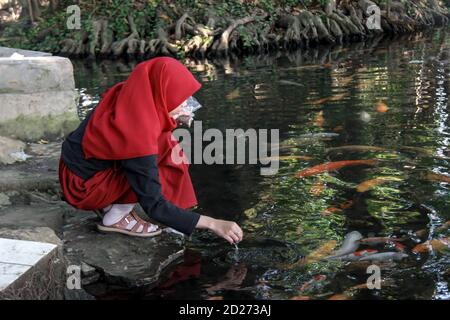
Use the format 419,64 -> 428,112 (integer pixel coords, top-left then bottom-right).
196,215 -> 243,244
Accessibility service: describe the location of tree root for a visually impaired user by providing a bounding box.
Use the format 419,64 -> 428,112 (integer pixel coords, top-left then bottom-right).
54,0 -> 450,59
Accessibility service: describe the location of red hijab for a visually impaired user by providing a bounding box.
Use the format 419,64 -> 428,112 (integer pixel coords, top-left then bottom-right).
82,57 -> 201,209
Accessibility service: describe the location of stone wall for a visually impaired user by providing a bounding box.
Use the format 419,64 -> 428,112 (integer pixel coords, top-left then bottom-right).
0,55 -> 78,122
0,48 -> 79,164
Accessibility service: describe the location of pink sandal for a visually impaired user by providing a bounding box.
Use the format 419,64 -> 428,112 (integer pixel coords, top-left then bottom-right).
97,210 -> 162,238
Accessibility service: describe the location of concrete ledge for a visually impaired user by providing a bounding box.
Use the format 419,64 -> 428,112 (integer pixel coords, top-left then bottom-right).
0,47 -> 52,57
0,91 -> 78,122
0,57 -> 75,94
0,54 -> 78,127
0,238 -> 59,297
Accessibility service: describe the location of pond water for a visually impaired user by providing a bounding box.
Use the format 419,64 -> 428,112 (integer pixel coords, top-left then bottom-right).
73,29 -> 450,300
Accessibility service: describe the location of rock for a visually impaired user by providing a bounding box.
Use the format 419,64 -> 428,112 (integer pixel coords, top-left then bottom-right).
0,112 -> 80,142
81,273 -> 100,286
0,47 -> 52,57
0,227 -> 65,300
0,166 -> 58,193
0,55 -> 79,141
0,136 -> 26,164
28,141 -> 62,159
64,287 -> 96,300
0,193 -> 11,206
0,204 -> 66,235
81,262 -> 96,277
63,208 -> 186,289
0,57 -> 74,94
0,226 -> 62,246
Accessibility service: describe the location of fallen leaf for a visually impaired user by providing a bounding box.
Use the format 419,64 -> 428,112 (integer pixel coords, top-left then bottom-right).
226,88 -> 240,100
243,208 -> 257,219
310,181 -> 325,196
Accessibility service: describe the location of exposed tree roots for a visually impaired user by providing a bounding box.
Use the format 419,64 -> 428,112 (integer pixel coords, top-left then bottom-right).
57,0 -> 450,59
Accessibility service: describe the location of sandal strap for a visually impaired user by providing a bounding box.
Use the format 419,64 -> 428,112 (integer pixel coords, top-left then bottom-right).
111,213 -> 133,229
131,219 -> 148,233
109,210 -> 158,234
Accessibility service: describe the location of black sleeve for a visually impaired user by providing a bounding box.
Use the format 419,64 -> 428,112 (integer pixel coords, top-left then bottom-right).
121,155 -> 200,235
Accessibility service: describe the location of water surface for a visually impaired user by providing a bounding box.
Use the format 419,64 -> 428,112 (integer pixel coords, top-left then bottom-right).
74,29 -> 450,300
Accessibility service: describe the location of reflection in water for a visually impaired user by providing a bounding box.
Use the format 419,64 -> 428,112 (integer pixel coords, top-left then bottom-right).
74,29 -> 450,300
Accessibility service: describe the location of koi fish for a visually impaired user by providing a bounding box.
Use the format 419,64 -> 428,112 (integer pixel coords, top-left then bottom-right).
359,252 -> 408,262
295,159 -> 378,178
321,206 -> 342,216
321,200 -> 354,216
279,80 -> 304,87
392,241 -> 406,252
305,240 -> 337,263
356,176 -> 403,193
326,145 -> 388,153
290,295 -> 311,300
412,238 -> 450,253
261,155 -> 314,162
399,146 -> 434,156
297,132 -> 339,139
327,293 -> 350,300
436,221 -> 450,232
360,237 -> 407,245
424,171 -> 450,184
375,101 -> 389,113
328,249 -> 378,261
299,275 -> 327,292
310,93 -> 347,105
326,231 -> 363,259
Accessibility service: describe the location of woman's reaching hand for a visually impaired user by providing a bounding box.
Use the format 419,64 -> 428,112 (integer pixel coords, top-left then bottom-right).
196,215 -> 243,244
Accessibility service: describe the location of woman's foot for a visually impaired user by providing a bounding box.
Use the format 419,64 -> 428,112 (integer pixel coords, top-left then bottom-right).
97,210 -> 161,237
93,205 -> 112,219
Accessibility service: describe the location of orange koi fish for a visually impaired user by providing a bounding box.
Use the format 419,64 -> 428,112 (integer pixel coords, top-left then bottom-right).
321,200 -> 354,216
412,238 -> 450,253
296,159 -> 378,178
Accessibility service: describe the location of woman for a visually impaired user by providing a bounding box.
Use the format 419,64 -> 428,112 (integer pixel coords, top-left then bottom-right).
59,57 -> 243,244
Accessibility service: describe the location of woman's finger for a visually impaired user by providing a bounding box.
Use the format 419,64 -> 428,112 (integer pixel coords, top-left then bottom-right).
232,230 -> 242,242
224,235 -> 234,244
229,232 -> 239,244
233,226 -> 243,239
